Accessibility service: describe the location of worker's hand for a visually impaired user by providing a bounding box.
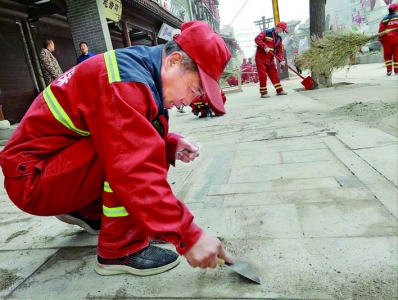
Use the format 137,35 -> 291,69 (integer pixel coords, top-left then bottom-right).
184,231 -> 234,268
263,47 -> 270,53
176,137 -> 199,163
280,61 -> 286,67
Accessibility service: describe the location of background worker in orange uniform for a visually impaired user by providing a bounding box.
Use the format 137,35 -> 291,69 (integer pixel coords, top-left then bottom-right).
378,3 -> 398,76
254,22 -> 289,98
191,90 -> 227,118
0,21 -> 233,276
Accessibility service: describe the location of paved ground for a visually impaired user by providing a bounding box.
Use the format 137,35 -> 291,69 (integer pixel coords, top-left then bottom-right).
0,63 -> 397,299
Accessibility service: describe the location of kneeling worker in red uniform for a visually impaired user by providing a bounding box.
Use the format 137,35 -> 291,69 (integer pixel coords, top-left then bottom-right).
191,90 -> 227,118
254,21 -> 289,98
0,21 -> 233,276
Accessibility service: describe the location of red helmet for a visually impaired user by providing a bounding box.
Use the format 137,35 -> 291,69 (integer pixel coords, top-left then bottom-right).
389,3 -> 398,10
276,22 -> 289,33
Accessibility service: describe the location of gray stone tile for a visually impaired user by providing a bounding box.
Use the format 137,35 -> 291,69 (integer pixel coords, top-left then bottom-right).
0,249 -> 58,298
323,137 -> 389,185
337,127 -> 397,149
194,205 -> 304,239
233,151 -> 282,167
296,199 -> 398,238
187,151 -> 235,187
203,196 -> 224,209
367,182 -> 398,218
185,202 -> 204,211
0,194 -> 21,213
178,184 -> 209,203
8,238 -> 397,300
0,213 -> 98,250
281,148 -> 335,163
223,192 -> 282,207
355,145 -> 398,185
335,175 -> 364,187
229,161 -> 352,184
322,136 -> 398,217
167,170 -> 192,194
278,187 -> 376,204
208,182 -> 274,195
236,135 -> 325,151
272,177 -> 341,191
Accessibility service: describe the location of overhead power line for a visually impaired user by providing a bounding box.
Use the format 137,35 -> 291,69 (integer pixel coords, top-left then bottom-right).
223,0 -> 250,31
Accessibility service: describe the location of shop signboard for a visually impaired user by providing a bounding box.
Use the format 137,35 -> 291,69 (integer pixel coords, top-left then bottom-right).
102,0 -> 123,22
157,23 -> 176,41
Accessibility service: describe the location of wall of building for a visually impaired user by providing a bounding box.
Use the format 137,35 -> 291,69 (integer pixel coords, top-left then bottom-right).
0,16 -> 36,123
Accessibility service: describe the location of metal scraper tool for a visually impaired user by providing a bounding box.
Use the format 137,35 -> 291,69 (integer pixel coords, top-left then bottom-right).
217,258 -> 262,284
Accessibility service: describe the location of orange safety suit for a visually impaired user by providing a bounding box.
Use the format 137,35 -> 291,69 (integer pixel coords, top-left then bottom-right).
191,90 -> 226,118
378,11 -> 398,73
254,28 -> 285,95
0,45 -> 202,259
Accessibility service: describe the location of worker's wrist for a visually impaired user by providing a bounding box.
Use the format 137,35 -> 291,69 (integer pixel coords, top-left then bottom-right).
175,222 -> 203,255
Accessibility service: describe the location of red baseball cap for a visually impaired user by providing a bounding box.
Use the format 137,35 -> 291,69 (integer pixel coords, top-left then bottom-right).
173,21 -> 232,114
276,22 -> 289,33
389,3 -> 398,10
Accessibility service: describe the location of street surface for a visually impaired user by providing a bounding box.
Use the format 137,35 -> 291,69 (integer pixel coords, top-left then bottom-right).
0,63 -> 397,299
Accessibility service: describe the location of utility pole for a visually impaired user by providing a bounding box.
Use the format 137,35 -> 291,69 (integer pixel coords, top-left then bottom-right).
271,0 -> 280,25
253,16 -> 273,31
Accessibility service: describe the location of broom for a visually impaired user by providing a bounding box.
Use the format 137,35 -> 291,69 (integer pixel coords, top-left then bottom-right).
295,28 -> 398,75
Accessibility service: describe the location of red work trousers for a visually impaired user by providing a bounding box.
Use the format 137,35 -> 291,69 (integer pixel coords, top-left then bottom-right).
3,137 -> 149,259
255,60 -> 284,95
382,42 -> 398,73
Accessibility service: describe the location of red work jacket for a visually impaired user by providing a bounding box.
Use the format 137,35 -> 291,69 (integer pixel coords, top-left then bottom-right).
378,12 -> 398,45
0,45 -> 202,255
254,28 -> 284,64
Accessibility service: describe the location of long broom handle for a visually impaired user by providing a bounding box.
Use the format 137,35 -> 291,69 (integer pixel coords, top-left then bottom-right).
378,27 -> 398,37
268,51 -> 306,80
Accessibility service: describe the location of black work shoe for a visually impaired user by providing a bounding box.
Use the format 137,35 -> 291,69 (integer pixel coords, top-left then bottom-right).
387,71 -> 392,76
55,211 -> 101,235
95,245 -> 181,276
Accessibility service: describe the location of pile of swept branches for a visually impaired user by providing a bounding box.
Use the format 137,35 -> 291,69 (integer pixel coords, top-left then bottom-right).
295,31 -> 380,75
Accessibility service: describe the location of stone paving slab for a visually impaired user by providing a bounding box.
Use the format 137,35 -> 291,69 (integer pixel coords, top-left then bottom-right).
277,186 -> 375,204
229,161 -> 353,184
234,151 -> 282,167
296,199 -> 398,238
322,136 -> 398,218
208,182 -> 274,196
0,249 -> 58,298
354,145 -> 398,185
281,148 -> 335,164
223,192 -> 282,207
192,205 -> 304,239
235,136 -> 327,152
272,177 -> 341,191
0,213 -> 97,250
167,170 -> 192,194
336,127 -> 397,150
4,237 -> 396,300
0,193 -> 21,214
